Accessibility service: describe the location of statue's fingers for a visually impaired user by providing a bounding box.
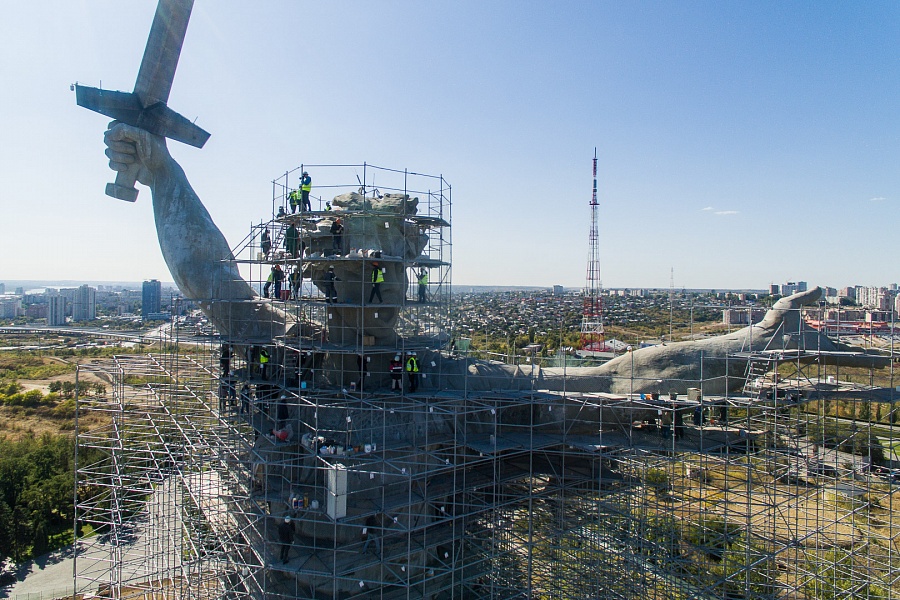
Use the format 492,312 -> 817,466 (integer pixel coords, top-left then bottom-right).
105,140 -> 137,154
104,121 -> 141,144
105,147 -> 136,165
107,159 -> 130,173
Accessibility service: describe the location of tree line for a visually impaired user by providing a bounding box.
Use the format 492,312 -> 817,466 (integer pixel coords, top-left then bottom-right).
0,434 -> 76,563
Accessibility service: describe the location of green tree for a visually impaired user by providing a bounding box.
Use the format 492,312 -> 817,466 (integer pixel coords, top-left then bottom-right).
644,468 -> 670,496
0,501 -> 12,559
0,434 -> 79,563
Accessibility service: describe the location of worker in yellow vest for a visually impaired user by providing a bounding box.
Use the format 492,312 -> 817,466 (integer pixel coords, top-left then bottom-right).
368,261 -> 384,303
288,189 -> 301,214
259,347 -> 270,379
405,351 -> 419,392
417,267 -> 428,303
299,171 -> 312,211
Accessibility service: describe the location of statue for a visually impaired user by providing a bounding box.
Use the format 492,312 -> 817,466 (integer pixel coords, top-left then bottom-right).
104,122 -> 288,341
85,5 -> 891,598
540,286 -> 889,395
103,123 -> 886,395
100,92 -> 891,600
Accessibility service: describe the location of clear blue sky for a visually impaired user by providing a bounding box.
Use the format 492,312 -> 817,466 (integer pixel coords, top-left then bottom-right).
1,1 -> 897,290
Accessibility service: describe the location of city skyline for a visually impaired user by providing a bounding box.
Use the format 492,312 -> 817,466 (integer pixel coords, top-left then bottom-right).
1,2 -> 897,289
4,278 -> 900,297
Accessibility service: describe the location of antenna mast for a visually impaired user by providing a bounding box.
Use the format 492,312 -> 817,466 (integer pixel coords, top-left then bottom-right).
669,266 -> 675,341
580,148 -> 605,354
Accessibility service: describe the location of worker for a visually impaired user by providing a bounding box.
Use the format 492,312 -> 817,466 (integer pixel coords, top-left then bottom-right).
660,409 -> 672,439
289,266 -> 302,300
261,228 -> 271,259
361,515 -> 379,553
325,202 -> 332,212
674,405 -> 685,439
263,267 -> 275,298
278,516 -> 294,564
330,218 -> 344,255
389,355 -> 403,392
417,267 -> 428,303
219,343 -> 231,375
239,383 -> 250,416
368,261 -> 384,303
288,188 -> 302,214
272,264 -> 285,299
224,373 -> 237,409
357,354 -> 368,391
324,266 -> 338,303
300,171 -> 312,211
405,351 -> 419,393
217,378 -> 229,413
259,347 -> 270,379
285,223 -> 300,258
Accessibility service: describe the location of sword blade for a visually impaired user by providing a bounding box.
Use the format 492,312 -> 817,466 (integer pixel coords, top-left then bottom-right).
133,0 -> 195,107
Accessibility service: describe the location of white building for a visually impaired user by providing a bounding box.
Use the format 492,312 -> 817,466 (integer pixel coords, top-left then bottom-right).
48,295 -> 67,326
780,281 -> 807,296
0,297 -> 21,319
72,284 -> 96,322
856,286 -> 892,311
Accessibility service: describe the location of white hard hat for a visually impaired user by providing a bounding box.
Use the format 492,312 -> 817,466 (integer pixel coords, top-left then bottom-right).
394,355 -> 400,361
284,516 -> 291,524
411,351 -> 416,356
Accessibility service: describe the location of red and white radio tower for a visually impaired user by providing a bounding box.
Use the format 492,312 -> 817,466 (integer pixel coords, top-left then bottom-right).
580,149 -> 605,354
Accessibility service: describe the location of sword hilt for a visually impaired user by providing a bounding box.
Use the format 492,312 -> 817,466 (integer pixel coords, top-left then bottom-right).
106,164 -> 140,202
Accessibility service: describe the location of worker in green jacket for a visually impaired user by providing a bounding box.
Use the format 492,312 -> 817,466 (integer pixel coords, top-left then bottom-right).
288,189 -> 302,214
285,224 -> 300,258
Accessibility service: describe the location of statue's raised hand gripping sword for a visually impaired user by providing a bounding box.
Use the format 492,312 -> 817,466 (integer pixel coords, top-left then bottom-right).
74,0 -> 209,202
72,1 -> 289,340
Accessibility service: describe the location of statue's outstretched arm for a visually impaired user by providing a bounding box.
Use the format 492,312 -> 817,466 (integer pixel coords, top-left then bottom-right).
756,287 -> 822,331
104,122 -> 285,339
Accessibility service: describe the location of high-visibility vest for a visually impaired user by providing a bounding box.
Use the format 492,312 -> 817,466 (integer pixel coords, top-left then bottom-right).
301,175 -> 312,192
289,190 -> 301,202
418,272 -> 428,285
260,349 -> 269,364
406,357 -> 419,373
372,268 -> 384,284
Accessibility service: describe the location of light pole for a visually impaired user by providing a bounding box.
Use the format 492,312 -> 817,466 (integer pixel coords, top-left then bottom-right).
628,346 -> 635,444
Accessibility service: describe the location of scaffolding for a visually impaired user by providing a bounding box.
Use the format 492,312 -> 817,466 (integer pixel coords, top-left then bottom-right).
74,166 -> 900,599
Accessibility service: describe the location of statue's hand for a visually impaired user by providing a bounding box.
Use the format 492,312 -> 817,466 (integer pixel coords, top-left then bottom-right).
103,121 -> 173,188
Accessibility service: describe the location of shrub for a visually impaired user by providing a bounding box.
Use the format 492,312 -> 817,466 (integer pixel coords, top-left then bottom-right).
645,468 -> 670,494
0,382 -> 21,397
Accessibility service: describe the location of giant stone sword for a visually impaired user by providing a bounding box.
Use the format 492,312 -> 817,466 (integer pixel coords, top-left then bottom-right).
75,0 -> 209,202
